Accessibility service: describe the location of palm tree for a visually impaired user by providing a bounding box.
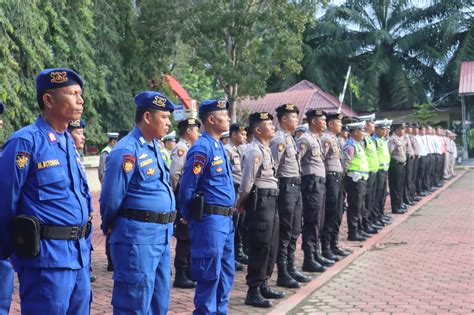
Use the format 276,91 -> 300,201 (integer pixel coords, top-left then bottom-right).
299,0 -> 470,112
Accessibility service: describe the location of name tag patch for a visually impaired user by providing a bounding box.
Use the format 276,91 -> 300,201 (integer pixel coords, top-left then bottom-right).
37,159 -> 60,169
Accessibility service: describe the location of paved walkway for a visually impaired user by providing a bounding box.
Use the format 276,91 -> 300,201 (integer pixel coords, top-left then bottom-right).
290,171 -> 474,314
9,171 -> 471,314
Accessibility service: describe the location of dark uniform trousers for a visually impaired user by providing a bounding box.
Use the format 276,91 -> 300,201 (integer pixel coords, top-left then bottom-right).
411,156 -> 419,196
321,172 -> 344,244
373,170 -> 388,220
389,160 -> 405,210
233,184 -> 246,255
426,154 -> 435,189
246,190 -> 279,288
174,189 -> 191,272
344,177 -> 367,236
416,156 -> 427,193
363,172 -> 377,228
276,180 -> 302,265
438,154 -> 445,184
432,154 -> 440,186
403,156 -> 414,203
301,175 -> 326,253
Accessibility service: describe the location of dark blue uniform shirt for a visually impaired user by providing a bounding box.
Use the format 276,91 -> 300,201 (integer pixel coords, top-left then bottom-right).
100,127 -> 175,245
179,132 -> 235,232
0,116 -> 92,268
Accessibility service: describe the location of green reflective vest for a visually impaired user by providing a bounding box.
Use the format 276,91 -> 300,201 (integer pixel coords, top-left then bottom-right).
348,142 -> 369,180
364,135 -> 379,173
101,145 -> 112,155
375,137 -> 391,171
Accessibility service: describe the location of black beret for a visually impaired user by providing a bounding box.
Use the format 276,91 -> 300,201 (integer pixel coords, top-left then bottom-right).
229,123 -> 246,134
391,122 -> 405,130
326,112 -> 344,122
305,109 -> 326,120
178,118 -> 201,130
68,119 -> 86,130
276,104 -> 299,115
249,112 -> 273,125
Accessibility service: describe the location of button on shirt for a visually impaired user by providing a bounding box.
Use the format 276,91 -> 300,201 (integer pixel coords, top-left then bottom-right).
389,135 -> 407,163
415,135 -> 428,156
321,132 -> 343,173
100,127 -> 175,244
170,139 -> 190,191
297,130 -> 326,177
239,139 -> 278,194
270,129 -> 301,178
179,132 -> 235,232
0,116 -> 92,268
224,139 -> 243,185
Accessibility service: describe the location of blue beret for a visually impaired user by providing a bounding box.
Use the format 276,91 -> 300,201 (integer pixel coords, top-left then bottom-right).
199,99 -> 229,114
36,68 -> 83,93
68,119 -> 86,130
134,91 -> 175,113
0,102 -> 5,115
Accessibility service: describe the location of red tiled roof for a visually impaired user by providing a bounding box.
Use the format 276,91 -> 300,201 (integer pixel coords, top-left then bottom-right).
459,61 -> 474,95
237,80 -> 358,123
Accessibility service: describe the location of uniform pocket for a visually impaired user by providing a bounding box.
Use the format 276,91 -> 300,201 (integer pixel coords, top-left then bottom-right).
191,248 -> 219,281
112,272 -> 146,310
36,168 -> 68,200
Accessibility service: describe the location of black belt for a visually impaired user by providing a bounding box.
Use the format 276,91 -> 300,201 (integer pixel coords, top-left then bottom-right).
204,204 -> 233,216
326,171 -> 342,179
279,177 -> 301,185
257,188 -> 280,197
41,224 -> 88,240
391,160 -> 405,166
119,209 -> 177,224
302,174 -> 326,184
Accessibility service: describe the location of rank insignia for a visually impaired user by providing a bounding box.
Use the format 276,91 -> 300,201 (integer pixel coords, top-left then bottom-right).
48,132 -> 57,142
177,149 -> 185,157
146,168 -> 156,175
123,154 -> 136,173
300,143 -> 307,150
216,167 -> 223,173
16,152 -> 30,169
278,143 -> 285,152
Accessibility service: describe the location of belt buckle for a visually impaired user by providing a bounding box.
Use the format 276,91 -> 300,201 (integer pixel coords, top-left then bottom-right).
144,212 -> 150,222
70,226 -> 79,239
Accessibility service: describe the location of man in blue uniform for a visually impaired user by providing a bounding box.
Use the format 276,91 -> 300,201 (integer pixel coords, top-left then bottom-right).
100,91 -> 176,315
0,68 -> 93,314
179,99 -> 235,315
0,102 -> 14,315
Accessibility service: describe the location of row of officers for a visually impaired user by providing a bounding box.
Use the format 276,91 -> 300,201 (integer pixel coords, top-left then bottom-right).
0,68 -> 456,315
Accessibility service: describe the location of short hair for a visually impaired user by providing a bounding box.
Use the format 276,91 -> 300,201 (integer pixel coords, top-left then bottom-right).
198,111 -> 211,125
135,107 -> 158,123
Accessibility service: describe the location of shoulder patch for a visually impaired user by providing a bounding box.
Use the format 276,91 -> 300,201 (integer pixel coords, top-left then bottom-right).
278,143 -> 285,152
177,148 -> 185,157
16,152 -> 31,169
193,152 -> 207,175
123,154 -> 136,173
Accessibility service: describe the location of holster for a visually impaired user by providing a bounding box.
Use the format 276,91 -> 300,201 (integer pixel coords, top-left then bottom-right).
85,215 -> 93,238
190,191 -> 205,220
245,186 -> 259,213
12,215 -> 41,258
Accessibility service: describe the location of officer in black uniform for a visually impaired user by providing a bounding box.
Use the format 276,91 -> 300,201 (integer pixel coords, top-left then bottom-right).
388,123 -> 407,214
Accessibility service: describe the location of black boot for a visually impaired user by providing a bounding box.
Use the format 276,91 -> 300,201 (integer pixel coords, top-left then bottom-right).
245,286 -> 272,308
276,263 -> 300,288
314,250 -> 335,267
260,282 -> 285,299
302,250 -> 326,272
235,243 -> 248,265
288,257 -> 311,283
330,239 -> 351,257
235,260 -> 244,271
348,232 -> 367,241
321,239 -> 340,262
173,268 -> 196,289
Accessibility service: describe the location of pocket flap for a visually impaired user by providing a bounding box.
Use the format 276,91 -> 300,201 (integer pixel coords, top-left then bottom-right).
113,271 -> 145,284
190,247 -> 218,259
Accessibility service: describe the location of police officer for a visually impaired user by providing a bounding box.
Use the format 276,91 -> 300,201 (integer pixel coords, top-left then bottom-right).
237,112 -> 284,308
0,102 -> 14,315
372,120 -> 393,226
415,125 -> 429,196
403,124 -> 416,206
361,118 -> 382,234
68,119 -> 86,152
224,123 -> 248,268
298,110 -> 334,272
270,104 -> 311,289
179,99 -> 235,314
342,122 -> 370,241
410,124 -> 422,203
0,68 -> 93,314
98,132 -> 119,183
388,122 -> 407,214
320,113 -> 351,261
100,91 -> 176,314
170,118 -> 201,288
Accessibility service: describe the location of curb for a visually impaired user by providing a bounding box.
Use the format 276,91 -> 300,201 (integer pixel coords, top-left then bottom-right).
268,170 -> 467,315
